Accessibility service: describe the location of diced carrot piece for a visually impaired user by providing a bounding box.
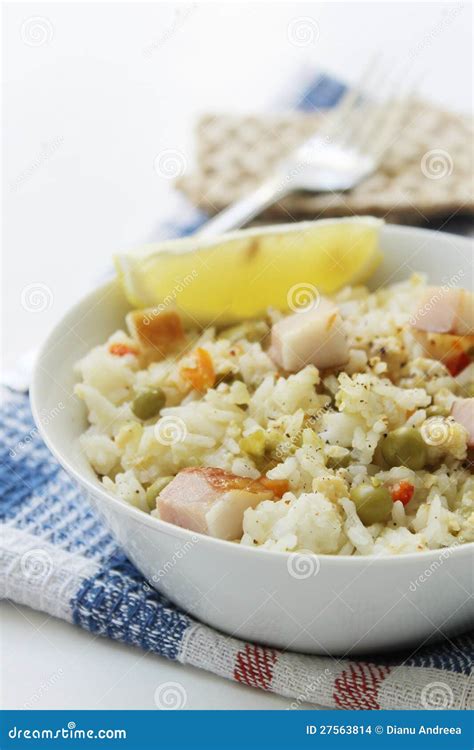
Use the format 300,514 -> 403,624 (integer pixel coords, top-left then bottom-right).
445,350 -> 471,377
259,477 -> 289,498
109,343 -> 138,357
181,347 -> 215,392
390,480 -> 415,506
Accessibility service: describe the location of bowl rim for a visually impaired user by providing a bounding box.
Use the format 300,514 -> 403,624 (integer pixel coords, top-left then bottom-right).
30,222 -> 474,566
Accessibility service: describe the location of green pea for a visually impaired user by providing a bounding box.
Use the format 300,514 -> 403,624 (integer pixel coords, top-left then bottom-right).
132,387 -> 166,420
146,475 -> 174,508
350,483 -> 393,525
380,427 -> 427,470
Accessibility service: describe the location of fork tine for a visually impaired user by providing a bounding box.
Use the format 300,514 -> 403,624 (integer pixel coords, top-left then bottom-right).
352,64 -> 420,160
367,95 -> 414,160
319,53 -> 383,142
341,63 -> 394,148
336,57 -> 393,146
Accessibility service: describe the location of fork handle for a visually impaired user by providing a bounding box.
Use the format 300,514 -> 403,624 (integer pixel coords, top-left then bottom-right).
197,176 -> 291,238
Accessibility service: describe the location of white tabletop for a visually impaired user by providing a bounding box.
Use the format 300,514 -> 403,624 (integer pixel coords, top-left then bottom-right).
2,1 -> 472,709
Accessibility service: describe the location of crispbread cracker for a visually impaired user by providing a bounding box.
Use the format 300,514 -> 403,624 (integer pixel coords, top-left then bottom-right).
176,101 -> 474,223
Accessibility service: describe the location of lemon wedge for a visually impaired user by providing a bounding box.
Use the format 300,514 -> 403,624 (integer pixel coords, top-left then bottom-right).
115,217 -> 383,325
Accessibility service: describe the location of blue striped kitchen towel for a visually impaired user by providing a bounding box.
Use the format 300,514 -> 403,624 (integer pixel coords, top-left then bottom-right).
1,73 -> 473,710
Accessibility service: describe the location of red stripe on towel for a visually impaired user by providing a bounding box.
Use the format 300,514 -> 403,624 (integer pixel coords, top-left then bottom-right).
333,663 -> 391,709
234,644 -> 278,690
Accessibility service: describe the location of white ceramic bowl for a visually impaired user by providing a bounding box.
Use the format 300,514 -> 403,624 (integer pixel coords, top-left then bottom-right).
31,224 -> 474,655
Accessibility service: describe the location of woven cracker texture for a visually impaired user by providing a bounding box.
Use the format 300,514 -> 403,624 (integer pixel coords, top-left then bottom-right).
177,101 -> 474,224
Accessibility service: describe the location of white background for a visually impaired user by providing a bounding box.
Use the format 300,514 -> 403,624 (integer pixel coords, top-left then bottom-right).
2,0 -> 473,710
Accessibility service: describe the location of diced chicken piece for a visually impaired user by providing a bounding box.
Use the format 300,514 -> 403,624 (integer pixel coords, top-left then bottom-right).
411,287 -> 474,336
126,308 -> 184,354
269,297 -> 349,372
157,467 -> 276,540
451,398 -> 474,448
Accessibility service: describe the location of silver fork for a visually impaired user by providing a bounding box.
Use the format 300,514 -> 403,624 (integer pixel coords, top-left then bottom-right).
198,61 -> 412,237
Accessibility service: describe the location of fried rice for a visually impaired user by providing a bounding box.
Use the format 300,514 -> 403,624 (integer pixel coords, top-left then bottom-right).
74,274 -> 474,556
